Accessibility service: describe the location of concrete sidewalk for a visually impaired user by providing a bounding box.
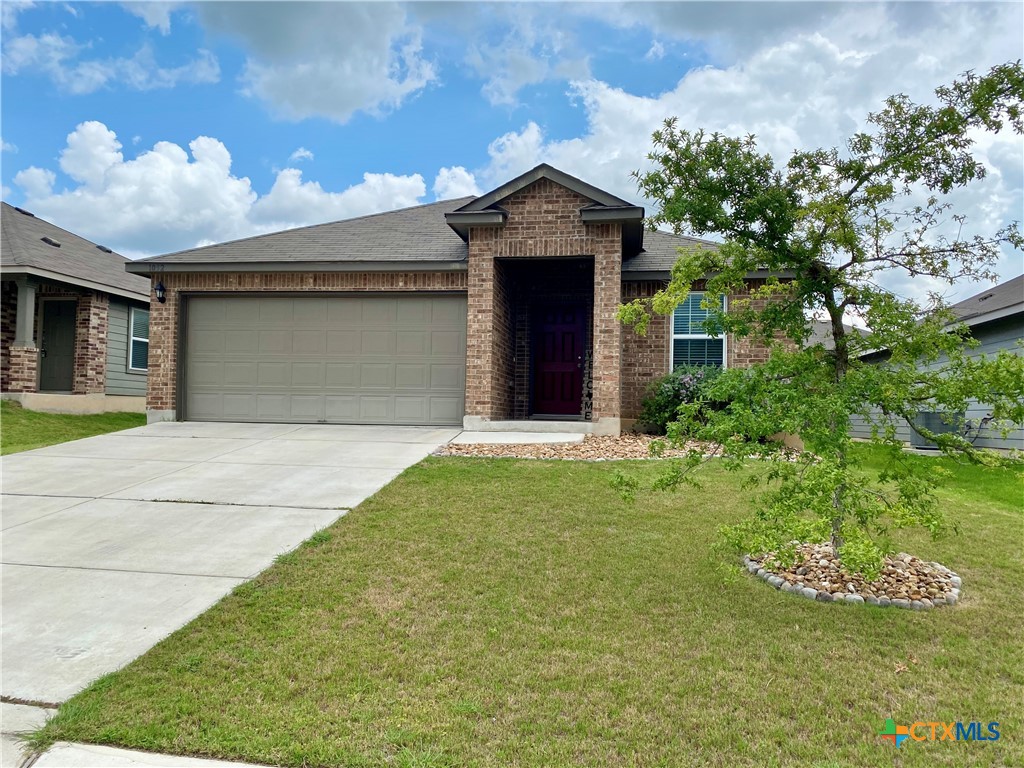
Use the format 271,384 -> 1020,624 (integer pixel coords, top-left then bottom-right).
1,422 -> 458,767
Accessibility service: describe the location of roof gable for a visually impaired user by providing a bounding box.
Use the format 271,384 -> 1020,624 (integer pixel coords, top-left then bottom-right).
454,163 -> 634,212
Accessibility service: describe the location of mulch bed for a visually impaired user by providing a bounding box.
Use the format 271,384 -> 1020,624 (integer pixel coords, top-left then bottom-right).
436,434 -> 720,460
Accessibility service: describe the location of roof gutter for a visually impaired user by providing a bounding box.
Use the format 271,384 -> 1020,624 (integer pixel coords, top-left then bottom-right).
1,265 -> 149,302
125,260 -> 470,275
444,209 -> 508,242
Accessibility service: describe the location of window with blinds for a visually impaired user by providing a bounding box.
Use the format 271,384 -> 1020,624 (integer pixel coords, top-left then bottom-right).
671,292 -> 726,368
129,307 -> 150,372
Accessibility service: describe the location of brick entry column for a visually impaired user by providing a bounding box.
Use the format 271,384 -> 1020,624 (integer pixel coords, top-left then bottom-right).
73,291 -> 109,394
589,223 -> 622,432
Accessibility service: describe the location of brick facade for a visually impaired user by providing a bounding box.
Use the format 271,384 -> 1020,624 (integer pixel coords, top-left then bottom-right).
72,291 -> 109,394
6,345 -> 39,392
144,270 -> 468,413
465,178 -> 622,423
621,280 -> 671,421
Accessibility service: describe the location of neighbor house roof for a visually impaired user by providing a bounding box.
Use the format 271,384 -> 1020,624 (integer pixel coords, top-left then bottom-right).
806,318 -> 869,350
1,202 -> 149,301
949,274 -> 1023,327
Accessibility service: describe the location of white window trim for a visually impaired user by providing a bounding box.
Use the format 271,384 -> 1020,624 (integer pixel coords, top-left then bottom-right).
128,306 -> 149,373
669,292 -> 728,369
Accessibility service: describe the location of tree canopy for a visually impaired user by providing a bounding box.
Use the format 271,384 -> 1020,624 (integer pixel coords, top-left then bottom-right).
619,62 -> 1024,576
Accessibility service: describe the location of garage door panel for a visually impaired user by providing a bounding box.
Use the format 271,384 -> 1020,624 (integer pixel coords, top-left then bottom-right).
359,397 -> 391,421
223,299 -> 260,324
292,330 -> 326,355
225,330 -> 259,354
186,295 -> 465,425
259,330 -> 290,354
431,331 -> 462,356
192,331 -> 226,354
289,396 -> 323,421
224,362 -> 257,386
325,363 -> 358,388
397,332 -> 428,356
360,330 -> 394,355
395,364 -> 427,389
291,363 -> 323,387
359,363 -> 392,388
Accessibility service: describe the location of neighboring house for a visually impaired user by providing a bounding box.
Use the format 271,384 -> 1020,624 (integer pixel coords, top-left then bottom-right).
126,164 -> 781,434
849,274 -> 1024,451
1,202 -> 151,413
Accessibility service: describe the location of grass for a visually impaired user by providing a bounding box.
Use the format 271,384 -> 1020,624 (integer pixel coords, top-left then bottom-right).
0,400 -> 145,455
31,447 -> 1023,767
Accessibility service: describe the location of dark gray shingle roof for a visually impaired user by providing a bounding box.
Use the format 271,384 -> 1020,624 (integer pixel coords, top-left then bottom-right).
134,197 -> 476,266
1,202 -> 149,299
950,274 -> 1023,324
622,229 -> 721,273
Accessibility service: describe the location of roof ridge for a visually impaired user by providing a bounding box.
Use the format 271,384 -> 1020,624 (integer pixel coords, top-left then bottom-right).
137,195 -> 477,263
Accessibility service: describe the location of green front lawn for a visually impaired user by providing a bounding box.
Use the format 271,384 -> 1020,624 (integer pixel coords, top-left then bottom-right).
33,449 -> 1023,767
1,400 -> 146,455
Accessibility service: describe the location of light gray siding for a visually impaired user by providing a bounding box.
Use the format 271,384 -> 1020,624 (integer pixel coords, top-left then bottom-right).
105,299 -> 148,397
850,315 -> 1024,451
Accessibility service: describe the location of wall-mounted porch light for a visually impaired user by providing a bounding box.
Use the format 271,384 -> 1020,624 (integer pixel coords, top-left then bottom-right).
155,281 -> 167,304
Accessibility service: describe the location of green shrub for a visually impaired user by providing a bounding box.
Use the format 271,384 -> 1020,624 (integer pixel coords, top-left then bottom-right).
638,364 -> 724,435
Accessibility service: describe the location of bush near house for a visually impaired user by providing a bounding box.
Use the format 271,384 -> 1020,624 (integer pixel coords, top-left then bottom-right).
637,364 -> 723,435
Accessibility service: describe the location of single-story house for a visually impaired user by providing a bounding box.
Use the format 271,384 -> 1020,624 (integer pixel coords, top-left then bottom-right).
1,202 -> 151,413
126,164 -> 780,434
850,274 -> 1024,451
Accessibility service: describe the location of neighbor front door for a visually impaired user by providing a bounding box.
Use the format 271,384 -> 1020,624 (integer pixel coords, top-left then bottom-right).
39,300 -> 76,392
533,304 -> 585,416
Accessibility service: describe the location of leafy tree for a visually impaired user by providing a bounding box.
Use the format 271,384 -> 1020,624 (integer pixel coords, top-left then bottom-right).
618,62 -> 1024,577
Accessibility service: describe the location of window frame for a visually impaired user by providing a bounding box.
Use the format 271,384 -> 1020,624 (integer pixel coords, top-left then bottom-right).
128,306 -> 150,373
669,292 -> 728,370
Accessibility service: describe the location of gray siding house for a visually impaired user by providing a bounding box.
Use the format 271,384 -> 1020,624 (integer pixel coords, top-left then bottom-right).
1,202 -> 150,413
849,275 -> 1024,451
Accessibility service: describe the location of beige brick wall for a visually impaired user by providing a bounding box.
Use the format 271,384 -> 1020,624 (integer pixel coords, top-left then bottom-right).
465,178 -> 622,421
145,271 -> 468,413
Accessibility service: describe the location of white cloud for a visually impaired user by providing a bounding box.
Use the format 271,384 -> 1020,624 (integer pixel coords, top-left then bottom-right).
197,3 -> 435,123
1,1 -> 32,32
1,31 -> 219,94
463,6 -> 589,106
645,41 -> 665,61
251,169 -> 426,230
433,166 -> 481,200
288,147 -> 314,163
12,121 -> 430,256
472,2 -> 1023,301
121,2 -> 180,34
1,138 -> 17,153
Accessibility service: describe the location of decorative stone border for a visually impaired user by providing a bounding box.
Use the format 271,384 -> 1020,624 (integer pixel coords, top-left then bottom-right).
742,554 -> 962,610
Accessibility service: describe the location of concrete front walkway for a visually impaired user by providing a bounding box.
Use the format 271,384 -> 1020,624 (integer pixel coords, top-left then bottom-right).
1,421 -> 457,767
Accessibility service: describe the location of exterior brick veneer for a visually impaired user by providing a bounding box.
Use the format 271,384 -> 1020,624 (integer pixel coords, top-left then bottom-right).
144,271 -> 468,413
72,291 -> 109,394
465,178 -> 622,423
621,280 -> 670,421
6,345 -> 39,392
0,281 -> 17,391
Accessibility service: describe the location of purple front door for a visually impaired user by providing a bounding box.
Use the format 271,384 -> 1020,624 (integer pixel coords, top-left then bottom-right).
533,304 -> 585,415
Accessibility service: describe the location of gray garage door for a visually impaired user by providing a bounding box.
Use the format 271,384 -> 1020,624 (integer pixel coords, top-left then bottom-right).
184,295 -> 466,425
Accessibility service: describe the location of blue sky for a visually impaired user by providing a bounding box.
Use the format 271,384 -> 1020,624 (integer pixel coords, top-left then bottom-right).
1,1 -> 1022,303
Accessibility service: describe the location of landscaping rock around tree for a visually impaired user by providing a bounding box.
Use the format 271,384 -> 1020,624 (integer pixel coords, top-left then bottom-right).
743,543 -> 961,610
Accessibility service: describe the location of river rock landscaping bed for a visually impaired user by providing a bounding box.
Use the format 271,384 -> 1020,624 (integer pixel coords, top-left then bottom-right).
744,543 -> 961,609
438,434 -> 722,460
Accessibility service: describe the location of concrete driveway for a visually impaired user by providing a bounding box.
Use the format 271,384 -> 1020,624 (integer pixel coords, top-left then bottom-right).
0,421 -> 458,709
